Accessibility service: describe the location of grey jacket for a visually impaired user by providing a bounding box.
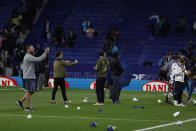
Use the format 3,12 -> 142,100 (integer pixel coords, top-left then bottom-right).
23,52 -> 47,79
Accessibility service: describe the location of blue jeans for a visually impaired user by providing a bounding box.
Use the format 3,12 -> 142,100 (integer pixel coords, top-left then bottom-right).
35,73 -> 40,88
189,79 -> 196,99
112,76 -> 121,102
24,79 -> 36,91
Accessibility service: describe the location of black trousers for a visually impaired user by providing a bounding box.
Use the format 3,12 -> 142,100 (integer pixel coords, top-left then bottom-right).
112,76 -> 121,102
96,77 -> 106,103
52,78 -> 67,101
174,81 -> 184,104
184,81 -> 189,92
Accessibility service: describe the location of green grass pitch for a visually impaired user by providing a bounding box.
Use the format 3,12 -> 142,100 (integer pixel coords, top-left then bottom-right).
0,87 -> 196,131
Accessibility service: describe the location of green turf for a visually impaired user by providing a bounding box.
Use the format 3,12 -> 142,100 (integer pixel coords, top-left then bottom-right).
0,87 -> 196,131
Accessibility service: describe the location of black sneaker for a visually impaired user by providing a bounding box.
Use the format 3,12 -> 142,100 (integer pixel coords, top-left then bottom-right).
112,100 -> 121,104
16,101 -> 24,110
115,101 -> 121,104
25,107 -> 36,111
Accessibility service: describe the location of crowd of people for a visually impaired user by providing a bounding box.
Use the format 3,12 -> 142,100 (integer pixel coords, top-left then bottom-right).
0,0 -> 44,75
158,39 -> 195,81
149,11 -> 196,37
50,17 -> 101,48
0,3 -> 194,110
16,45 -> 124,110
50,23 -> 77,49
50,17 -> 119,56
158,39 -> 196,106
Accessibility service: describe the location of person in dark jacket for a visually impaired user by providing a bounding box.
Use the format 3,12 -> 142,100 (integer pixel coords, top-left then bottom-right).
37,61 -> 46,91
52,24 -> 65,47
110,52 -> 124,104
34,44 -> 45,91
12,65 -> 19,76
67,28 -> 77,49
93,50 -> 109,106
44,64 -> 50,87
36,43 -> 44,57
106,59 -> 113,99
159,16 -> 170,37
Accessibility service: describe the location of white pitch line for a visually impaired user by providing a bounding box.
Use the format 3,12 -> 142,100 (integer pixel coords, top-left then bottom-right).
0,114 -> 173,123
134,117 -> 196,131
0,89 -> 20,91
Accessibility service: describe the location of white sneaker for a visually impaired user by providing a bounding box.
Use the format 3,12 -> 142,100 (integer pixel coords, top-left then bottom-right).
132,98 -> 138,101
93,103 -> 104,106
174,100 -> 178,106
193,99 -> 196,104
178,103 -> 185,107
64,101 -> 71,104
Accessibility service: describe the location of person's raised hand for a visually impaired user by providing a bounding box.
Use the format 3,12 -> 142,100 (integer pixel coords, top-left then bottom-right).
45,47 -> 50,54
75,59 -> 78,64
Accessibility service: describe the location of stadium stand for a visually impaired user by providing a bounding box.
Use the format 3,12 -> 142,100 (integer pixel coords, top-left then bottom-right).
22,0 -> 196,78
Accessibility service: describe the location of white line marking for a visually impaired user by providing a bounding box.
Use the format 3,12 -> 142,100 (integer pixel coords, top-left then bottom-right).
0,114 -> 173,123
0,89 -> 20,91
134,117 -> 196,131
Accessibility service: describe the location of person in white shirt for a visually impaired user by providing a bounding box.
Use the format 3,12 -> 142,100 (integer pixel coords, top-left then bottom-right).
149,12 -> 160,24
192,20 -> 196,35
170,58 -> 188,106
82,17 -> 90,34
43,18 -> 51,39
163,56 -> 179,103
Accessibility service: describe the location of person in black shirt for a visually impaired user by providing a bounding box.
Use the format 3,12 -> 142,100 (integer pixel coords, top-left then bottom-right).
44,64 -> 50,87
37,61 -> 46,91
12,65 -> 19,76
36,43 -> 44,57
67,28 -> 77,49
110,52 -> 124,104
52,24 -> 65,47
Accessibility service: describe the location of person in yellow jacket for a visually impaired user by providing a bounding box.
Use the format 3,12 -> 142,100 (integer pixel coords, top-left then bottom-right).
51,51 -> 78,104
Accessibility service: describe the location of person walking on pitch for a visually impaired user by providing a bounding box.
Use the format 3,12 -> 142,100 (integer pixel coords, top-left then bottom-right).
16,45 -> 49,111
